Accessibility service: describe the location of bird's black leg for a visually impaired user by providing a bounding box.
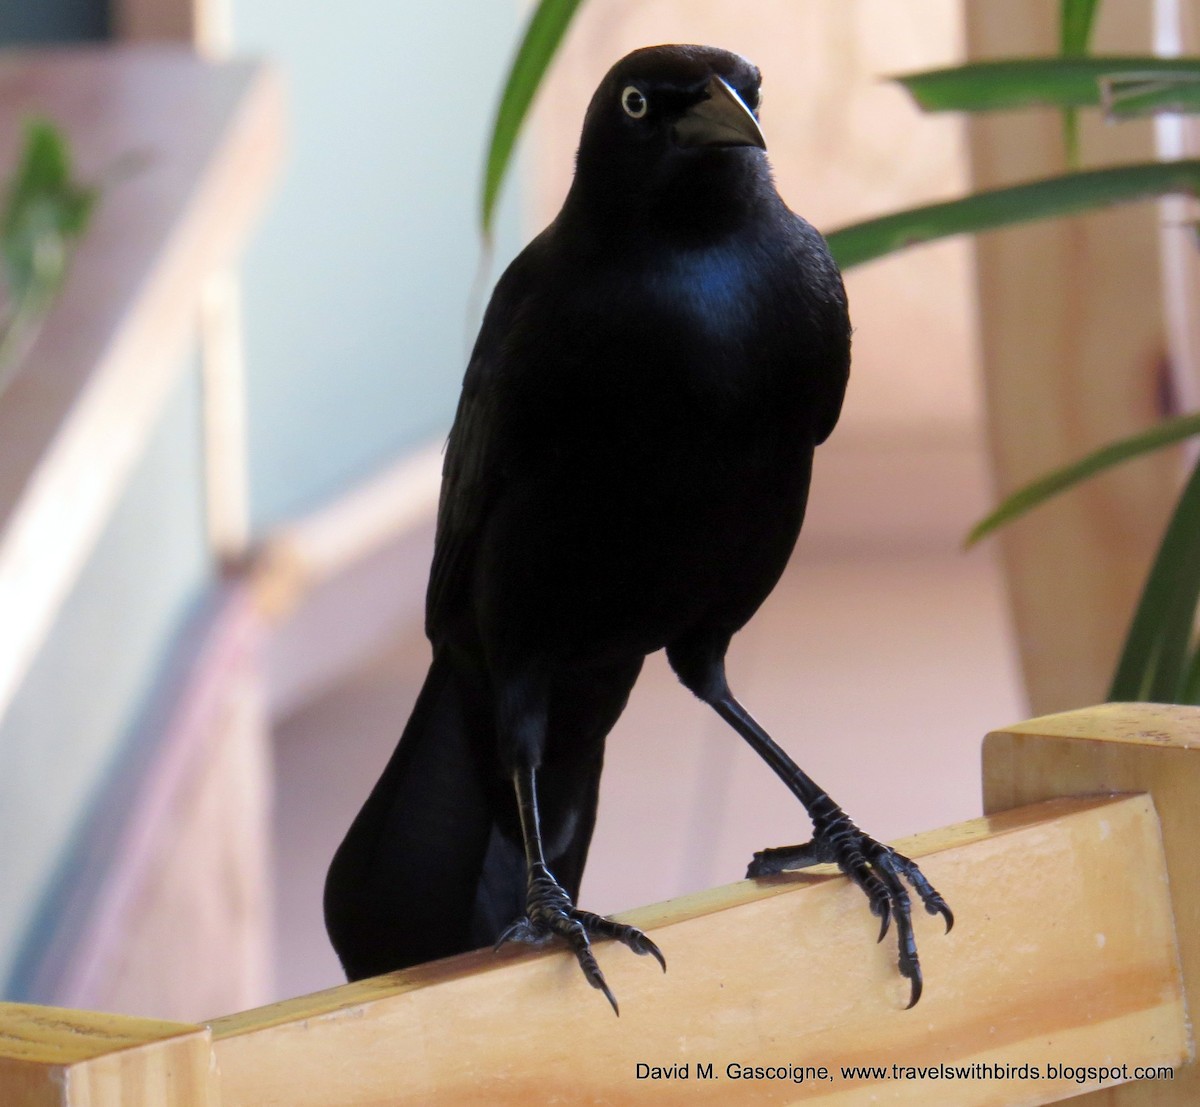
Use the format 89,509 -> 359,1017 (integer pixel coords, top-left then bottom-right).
714,695 -> 952,1007
494,763 -> 665,1014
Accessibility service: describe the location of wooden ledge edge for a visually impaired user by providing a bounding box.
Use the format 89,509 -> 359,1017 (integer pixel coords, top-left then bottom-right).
988,702 -> 1200,751
0,1002 -> 208,1066
208,792 -> 1145,1039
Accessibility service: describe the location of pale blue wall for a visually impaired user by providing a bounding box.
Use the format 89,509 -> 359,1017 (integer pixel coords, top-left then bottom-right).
234,1 -> 525,529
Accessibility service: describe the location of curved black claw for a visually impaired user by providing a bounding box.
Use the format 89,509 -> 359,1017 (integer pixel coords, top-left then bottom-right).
495,863 -> 665,1014
572,908 -> 668,972
746,803 -> 951,1008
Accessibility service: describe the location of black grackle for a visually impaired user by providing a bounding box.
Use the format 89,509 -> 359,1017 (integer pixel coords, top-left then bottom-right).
324,44 -> 952,1014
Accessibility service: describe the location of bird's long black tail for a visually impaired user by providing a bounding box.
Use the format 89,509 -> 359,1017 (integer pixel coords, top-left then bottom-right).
324,650 -> 518,980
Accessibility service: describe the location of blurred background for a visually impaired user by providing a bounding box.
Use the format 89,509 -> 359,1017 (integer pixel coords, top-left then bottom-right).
0,0 -> 1190,1022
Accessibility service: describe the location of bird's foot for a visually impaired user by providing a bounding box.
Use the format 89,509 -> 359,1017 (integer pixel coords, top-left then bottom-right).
494,862 -> 666,1015
746,801 -> 952,1008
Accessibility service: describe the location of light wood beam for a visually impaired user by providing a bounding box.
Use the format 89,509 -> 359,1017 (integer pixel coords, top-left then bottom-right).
1,793 -> 1188,1104
199,269 -> 252,563
207,794 -> 1185,1106
0,1004 -> 214,1107
984,702 -> 1200,1104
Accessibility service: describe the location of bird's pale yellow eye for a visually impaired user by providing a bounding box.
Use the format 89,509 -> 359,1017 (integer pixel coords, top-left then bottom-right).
621,85 -> 648,119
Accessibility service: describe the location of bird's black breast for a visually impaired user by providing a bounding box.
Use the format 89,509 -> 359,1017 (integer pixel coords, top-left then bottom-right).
443,209 -> 849,669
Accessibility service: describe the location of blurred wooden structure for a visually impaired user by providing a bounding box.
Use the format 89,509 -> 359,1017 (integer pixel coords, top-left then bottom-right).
114,0 -> 247,562
0,47 -> 281,1018
965,2 -> 1185,715
0,703 -> 1195,1105
0,46 -> 279,725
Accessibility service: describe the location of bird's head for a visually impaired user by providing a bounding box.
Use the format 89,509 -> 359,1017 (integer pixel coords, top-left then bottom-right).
566,45 -> 769,234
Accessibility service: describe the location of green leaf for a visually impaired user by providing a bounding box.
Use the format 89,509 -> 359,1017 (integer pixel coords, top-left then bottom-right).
0,119 -> 97,394
1109,456 -> 1200,702
1061,0 -> 1102,56
2,118 -> 96,300
897,57 -> 1200,113
481,0 -> 584,238
966,411 -> 1200,546
1059,0 -> 1102,164
1148,550 -> 1200,701
2,119 -> 71,237
826,159 -> 1200,270
1105,77 -> 1200,118
1181,640 -> 1200,705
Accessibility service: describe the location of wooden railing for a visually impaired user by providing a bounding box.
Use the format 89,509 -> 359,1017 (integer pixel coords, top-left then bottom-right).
1,702 -> 1195,1105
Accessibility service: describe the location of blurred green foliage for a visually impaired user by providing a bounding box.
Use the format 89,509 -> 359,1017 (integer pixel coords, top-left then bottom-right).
0,119 -> 96,392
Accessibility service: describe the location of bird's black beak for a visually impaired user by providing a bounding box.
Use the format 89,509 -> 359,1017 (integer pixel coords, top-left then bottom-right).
672,76 -> 766,151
